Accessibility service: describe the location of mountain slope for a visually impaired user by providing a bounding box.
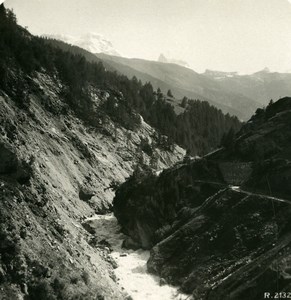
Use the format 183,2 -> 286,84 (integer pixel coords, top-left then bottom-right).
0,74 -> 185,299
41,41 -> 243,120
37,39 -> 242,157
95,56 -> 244,118
96,53 -> 261,120
157,53 -> 189,68
113,97 -> 291,299
0,6 -> 186,299
50,34 -> 291,121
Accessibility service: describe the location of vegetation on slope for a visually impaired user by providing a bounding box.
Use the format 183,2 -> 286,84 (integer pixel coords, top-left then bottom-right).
0,4 -> 240,156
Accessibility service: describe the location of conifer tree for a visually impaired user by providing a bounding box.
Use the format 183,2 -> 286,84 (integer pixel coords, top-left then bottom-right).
167,89 -> 173,98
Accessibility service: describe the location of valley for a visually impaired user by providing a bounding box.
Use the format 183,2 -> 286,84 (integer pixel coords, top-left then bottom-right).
1,3 -> 291,300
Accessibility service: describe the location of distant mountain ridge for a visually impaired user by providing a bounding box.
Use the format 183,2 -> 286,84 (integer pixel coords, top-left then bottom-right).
44,33 -> 258,119
204,69 -> 238,79
204,67 -> 291,106
98,53 -> 291,119
158,53 -> 190,68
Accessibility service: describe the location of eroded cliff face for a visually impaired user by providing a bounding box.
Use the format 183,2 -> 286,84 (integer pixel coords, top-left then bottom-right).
0,72 -> 185,299
113,97 -> 291,300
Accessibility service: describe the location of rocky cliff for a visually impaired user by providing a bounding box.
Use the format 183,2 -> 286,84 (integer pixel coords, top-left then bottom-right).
113,97 -> 291,299
0,70 -> 184,299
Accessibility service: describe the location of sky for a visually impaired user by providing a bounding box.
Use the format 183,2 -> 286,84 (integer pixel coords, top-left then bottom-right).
3,0 -> 291,74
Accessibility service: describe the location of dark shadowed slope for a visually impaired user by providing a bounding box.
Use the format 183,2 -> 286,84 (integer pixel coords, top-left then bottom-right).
113,97 -> 291,300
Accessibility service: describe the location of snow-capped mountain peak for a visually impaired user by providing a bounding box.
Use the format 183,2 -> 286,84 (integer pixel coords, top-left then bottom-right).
44,32 -> 120,56
76,32 -> 120,56
204,69 -> 238,79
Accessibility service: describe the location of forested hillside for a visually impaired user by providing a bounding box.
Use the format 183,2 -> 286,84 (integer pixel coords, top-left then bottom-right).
0,5 -> 240,155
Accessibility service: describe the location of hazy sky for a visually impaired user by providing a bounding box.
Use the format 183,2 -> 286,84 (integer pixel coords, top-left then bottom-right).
3,0 -> 291,73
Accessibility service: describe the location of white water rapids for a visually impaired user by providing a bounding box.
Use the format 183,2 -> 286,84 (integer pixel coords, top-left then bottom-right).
86,214 -> 189,300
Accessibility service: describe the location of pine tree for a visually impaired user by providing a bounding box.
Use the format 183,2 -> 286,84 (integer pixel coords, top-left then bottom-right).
181,96 -> 188,108
0,3 -> 5,16
167,89 -> 173,98
221,127 -> 235,150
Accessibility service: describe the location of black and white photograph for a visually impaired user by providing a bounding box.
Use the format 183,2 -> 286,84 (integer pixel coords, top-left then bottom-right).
1,0 -> 291,299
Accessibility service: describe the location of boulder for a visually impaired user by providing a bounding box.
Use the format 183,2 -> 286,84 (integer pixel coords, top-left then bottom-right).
0,141 -> 32,184
79,186 -> 95,201
122,237 -> 141,251
90,196 -> 111,214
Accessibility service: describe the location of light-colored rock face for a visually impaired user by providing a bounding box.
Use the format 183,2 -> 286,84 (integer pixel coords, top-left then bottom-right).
0,71 -> 185,298
1,72 -> 184,213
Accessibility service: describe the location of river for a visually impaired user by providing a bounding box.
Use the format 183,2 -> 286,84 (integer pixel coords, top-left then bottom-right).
85,214 -> 189,300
